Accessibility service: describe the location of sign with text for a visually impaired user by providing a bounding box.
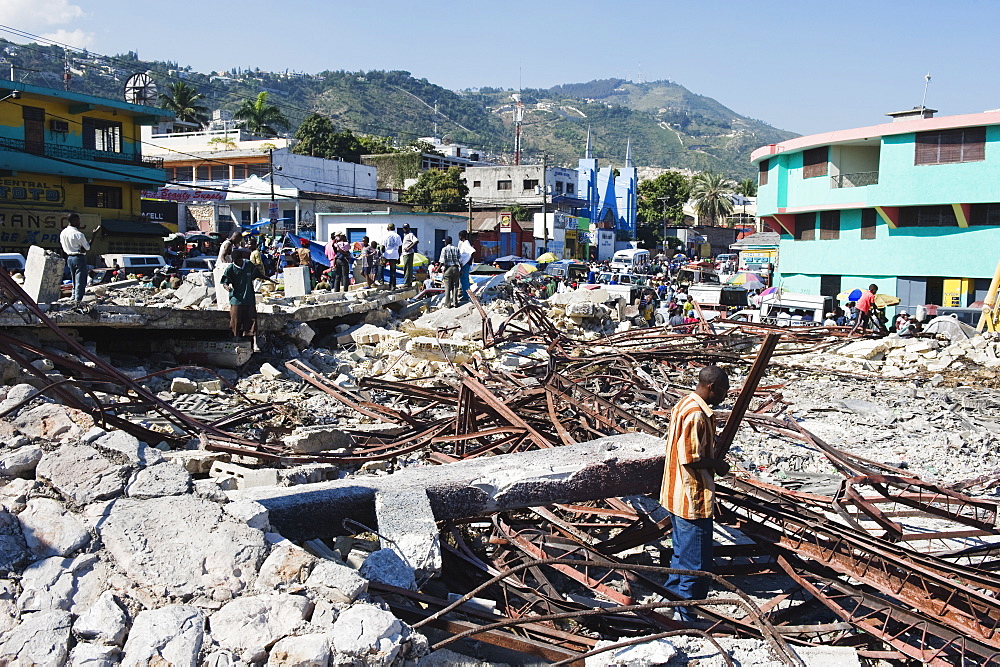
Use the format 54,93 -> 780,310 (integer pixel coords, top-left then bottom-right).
141,187 -> 226,203
499,212 -> 513,232
0,208 -> 99,252
0,178 -> 65,207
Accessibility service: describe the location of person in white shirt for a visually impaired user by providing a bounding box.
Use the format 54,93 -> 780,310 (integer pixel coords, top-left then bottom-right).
457,229 -> 475,303
59,213 -> 90,302
400,223 -> 419,288
382,223 -> 402,289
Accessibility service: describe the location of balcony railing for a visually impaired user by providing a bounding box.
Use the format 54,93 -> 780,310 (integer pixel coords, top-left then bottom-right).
831,171 -> 879,188
0,136 -> 164,169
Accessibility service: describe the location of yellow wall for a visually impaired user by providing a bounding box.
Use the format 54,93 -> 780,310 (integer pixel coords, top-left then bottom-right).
0,92 -> 142,152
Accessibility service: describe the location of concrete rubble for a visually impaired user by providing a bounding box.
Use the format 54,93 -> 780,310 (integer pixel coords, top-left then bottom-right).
6,271 -> 1000,665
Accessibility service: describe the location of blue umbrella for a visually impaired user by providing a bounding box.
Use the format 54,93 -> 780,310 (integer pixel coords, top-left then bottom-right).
838,288 -> 863,302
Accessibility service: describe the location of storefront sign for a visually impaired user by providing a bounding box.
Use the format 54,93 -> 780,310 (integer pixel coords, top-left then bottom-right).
141,200 -> 179,225
0,178 -> 65,207
141,187 -> 226,203
0,208 -> 98,251
499,212 -> 513,232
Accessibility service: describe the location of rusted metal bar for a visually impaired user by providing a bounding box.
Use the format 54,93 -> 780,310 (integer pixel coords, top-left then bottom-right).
715,332 -> 781,459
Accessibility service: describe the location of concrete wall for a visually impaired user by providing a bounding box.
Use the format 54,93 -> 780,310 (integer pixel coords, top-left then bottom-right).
462,165 -> 579,205
273,149 -> 378,199
315,212 -> 468,262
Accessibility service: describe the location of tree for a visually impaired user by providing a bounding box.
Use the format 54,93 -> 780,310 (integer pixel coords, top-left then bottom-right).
158,81 -> 209,127
233,91 -> 290,137
690,171 -> 735,227
636,172 -> 691,250
291,113 -> 336,157
735,177 -> 757,198
292,114 -> 396,162
403,167 -> 468,212
357,134 -> 397,155
404,139 -> 443,156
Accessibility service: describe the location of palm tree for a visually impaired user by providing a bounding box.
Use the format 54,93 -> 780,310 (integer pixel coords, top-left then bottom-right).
735,178 -> 757,198
158,81 -> 210,127
690,171 -> 735,227
233,92 -> 290,138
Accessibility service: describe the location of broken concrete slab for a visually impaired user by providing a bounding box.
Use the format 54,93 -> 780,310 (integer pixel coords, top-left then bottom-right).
240,434 -> 664,542
266,633 -> 331,667
284,266 -> 312,298
360,548 -> 416,590
208,592 -> 312,663
125,463 -> 192,498
255,542 -> 316,592
121,604 -> 205,667
170,377 -> 198,394
0,509 -> 29,573
17,497 -> 90,558
17,553 -> 107,613
283,425 -> 354,454
98,495 -> 268,599
68,642 -> 121,666
23,245 -> 65,304
0,609 -> 72,666
374,486 -> 440,579
161,449 -> 228,474
73,590 -> 128,646
94,431 -> 163,467
36,444 -> 127,505
15,403 -> 90,442
331,603 -> 409,666
305,558 -> 368,603
0,443 -> 43,477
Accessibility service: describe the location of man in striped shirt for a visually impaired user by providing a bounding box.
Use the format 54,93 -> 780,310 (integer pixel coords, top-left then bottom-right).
660,365 -> 730,621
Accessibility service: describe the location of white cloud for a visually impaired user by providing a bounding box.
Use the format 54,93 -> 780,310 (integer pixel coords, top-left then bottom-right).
39,28 -> 94,49
5,0 -> 86,28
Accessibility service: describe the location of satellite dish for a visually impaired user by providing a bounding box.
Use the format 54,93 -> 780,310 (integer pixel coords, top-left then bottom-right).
124,72 -> 157,105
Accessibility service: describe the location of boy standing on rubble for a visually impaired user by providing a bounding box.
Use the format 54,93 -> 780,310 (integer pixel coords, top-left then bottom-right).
661,365 -> 730,621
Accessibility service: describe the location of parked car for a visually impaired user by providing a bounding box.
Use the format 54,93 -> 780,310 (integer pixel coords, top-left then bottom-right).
98,254 -> 167,277
0,253 -> 26,274
180,257 -> 217,276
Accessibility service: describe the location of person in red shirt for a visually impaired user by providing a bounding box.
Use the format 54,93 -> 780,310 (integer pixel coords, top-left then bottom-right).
850,284 -> 878,336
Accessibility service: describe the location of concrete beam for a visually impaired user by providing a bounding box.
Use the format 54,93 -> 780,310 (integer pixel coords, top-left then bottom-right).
239,433 -> 665,541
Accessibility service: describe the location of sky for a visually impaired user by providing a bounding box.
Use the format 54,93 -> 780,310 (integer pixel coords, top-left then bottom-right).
4,0 -> 1000,136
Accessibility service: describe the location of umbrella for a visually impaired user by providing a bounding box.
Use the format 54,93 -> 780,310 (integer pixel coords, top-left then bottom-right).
727,271 -> 763,286
838,288 -> 864,302
183,234 -> 213,243
512,263 -> 538,279
411,253 -> 430,266
759,286 -> 779,297
737,278 -> 765,290
873,293 -> 900,307
470,264 -> 505,275
495,255 -> 527,263
536,252 -> 558,263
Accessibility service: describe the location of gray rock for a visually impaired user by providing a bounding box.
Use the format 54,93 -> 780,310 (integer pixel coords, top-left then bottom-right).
99,495 -> 267,599
202,649 -> 239,667
69,642 -> 121,666
121,604 -> 205,667
18,497 -> 90,558
0,478 -> 33,513
0,579 -> 16,634
331,603 -> 407,666
15,403 -> 86,441
360,548 -> 416,591
171,377 -> 198,394
255,543 -> 316,592
309,598 -> 340,629
0,509 -> 29,573
18,553 -> 107,613
305,558 -> 368,603
209,593 -> 312,663
0,609 -> 73,666
74,590 -> 127,646
374,487 -> 440,579
94,431 -> 163,467
266,633 -> 330,667
125,464 -> 191,498
0,444 -> 43,477
282,426 -> 353,454
223,499 -> 270,531
0,383 -> 39,413
36,445 -> 126,505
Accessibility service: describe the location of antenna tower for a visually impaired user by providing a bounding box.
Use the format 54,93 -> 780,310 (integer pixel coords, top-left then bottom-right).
512,93 -> 524,165
920,72 -> 932,111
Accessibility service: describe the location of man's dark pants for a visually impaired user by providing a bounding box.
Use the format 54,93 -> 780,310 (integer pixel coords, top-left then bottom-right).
443,265 -> 460,307
664,514 -> 713,621
386,259 -> 399,288
401,253 -> 414,287
67,255 -> 88,302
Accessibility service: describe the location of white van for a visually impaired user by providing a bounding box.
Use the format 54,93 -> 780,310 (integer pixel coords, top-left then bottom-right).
99,254 -> 167,277
610,249 -> 650,273
0,253 -> 26,274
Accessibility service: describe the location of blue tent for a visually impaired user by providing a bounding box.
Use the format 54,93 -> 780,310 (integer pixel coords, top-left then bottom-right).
284,232 -> 331,268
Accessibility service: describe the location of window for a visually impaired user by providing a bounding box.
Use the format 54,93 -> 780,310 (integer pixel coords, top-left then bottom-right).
22,106 -> 44,155
522,179 -> 539,191
819,210 -> 840,240
84,185 -> 122,209
566,183 -> 575,194
497,180 -> 512,190
472,180 -> 481,188
970,203 -> 1000,226
81,117 -> 122,153
897,205 -> 957,227
233,164 -> 247,179
555,182 -> 564,194
247,163 -> 269,178
758,158 -> 769,186
793,213 -> 815,240
860,208 -> 877,239
174,166 -> 194,182
196,166 -> 210,181
915,127 -> 985,165
819,274 -> 841,297
210,165 -> 228,181
802,147 -> 828,179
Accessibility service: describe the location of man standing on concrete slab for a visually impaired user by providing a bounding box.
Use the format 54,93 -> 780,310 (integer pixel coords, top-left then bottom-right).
217,231 -> 242,264
439,236 -> 461,308
661,365 -> 730,621
400,223 -> 418,288
59,213 -> 90,303
850,284 -> 878,337
382,223 -> 402,289
458,229 -> 475,303
221,248 -> 266,344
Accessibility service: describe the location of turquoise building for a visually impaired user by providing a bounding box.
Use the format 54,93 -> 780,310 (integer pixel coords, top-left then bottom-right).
751,107 -> 1000,317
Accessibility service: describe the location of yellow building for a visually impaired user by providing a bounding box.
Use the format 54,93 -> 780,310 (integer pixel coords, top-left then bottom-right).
0,80 -> 173,254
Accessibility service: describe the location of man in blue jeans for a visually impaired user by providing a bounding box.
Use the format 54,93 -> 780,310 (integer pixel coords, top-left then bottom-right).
59,213 -> 90,303
457,229 -> 475,302
660,365 -> 730,621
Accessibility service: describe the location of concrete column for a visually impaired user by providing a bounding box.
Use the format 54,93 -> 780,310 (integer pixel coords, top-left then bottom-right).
23,246 -> 65,304
213,265 -> 231,311
284,266 -> 312,298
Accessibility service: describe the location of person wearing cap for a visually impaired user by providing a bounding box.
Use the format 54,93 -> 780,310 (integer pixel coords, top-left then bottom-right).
382,223 -> 402,288
895,310 -> 909,332
400,223 -> 419,288
823,312 -> 837,326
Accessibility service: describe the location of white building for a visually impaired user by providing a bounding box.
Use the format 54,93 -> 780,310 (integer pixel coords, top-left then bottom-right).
315,212 -> 468,262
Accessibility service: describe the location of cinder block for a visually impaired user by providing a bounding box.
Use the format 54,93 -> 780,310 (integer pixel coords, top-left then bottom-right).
284,266 -> 312,298
209,461 -> 278,489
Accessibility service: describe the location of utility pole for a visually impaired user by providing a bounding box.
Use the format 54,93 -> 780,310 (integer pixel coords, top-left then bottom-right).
540,155 -> 548,255
657,196 -> 669,257
467,196 -> 473,235
268,148 -> 276,239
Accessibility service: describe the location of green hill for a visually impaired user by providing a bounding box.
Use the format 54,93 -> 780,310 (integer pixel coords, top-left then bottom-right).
0,41 -> 796,178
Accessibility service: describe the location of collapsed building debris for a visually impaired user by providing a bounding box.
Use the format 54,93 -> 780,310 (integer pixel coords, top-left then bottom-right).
2,267 -> 1000,664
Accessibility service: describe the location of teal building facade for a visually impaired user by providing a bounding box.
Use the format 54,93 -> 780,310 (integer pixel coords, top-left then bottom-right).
751,109 -> 1000,316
